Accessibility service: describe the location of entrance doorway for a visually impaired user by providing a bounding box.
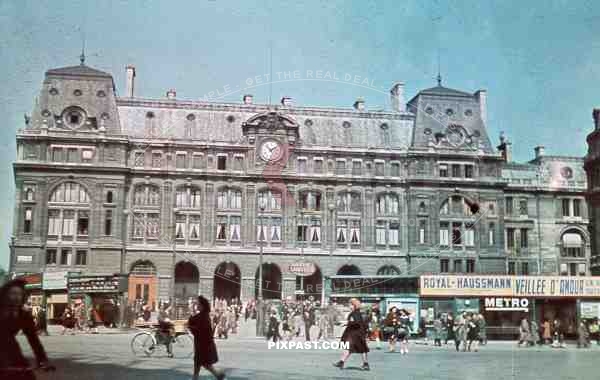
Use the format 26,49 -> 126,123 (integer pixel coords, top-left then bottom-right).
213,262 -> 241,302
255,263 -> 282,300
174,261 -> 199,301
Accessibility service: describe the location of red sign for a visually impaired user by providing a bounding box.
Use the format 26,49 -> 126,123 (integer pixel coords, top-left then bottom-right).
288,261 -> 316,277
16,273 -> 42,289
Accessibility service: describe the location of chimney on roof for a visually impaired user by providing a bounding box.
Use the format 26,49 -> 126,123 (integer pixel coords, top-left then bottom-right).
475,89 -> 487,124
353,97 -> 365,111
390,82 -> 405,112
166,89 -> 176,100
126,65 -> 136,98
594,108 -> 600,130
281,96 -> 292,107
534,145 -> 545,159
243,94 -> 253,105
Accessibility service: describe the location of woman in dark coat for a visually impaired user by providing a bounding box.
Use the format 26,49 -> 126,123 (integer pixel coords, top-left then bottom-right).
0,279 -> 53,380
333,298 -> 370,371
188,295 -> 224,380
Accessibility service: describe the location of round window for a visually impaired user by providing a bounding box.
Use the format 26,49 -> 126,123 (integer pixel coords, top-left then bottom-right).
73,89 -> 82,96
49,87 -> 59,95
560,166 -> 573,179
62,107 -> 86,129
96,90 -> 106,98
445,108 -> 454,116
425,107 -> 434,115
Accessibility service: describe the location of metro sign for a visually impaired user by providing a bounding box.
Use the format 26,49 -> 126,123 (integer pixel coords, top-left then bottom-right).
484,297 -> 529,312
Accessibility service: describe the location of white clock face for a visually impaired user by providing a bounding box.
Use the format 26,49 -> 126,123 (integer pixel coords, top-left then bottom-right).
260,140 -> 283,162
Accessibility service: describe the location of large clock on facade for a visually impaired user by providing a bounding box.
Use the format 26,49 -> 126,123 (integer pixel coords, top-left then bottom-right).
259,140 -> 284,162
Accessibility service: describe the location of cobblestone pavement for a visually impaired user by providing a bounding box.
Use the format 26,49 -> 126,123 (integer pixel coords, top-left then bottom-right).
20,331 -> 599,380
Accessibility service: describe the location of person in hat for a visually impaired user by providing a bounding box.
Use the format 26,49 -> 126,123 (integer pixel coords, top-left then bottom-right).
0,279 -> 54,379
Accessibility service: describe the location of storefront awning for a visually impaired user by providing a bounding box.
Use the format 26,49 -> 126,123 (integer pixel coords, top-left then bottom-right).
562,233 -> 582,248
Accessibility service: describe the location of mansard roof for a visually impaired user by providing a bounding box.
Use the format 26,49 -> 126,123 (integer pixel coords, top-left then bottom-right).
417,85 -> 473,98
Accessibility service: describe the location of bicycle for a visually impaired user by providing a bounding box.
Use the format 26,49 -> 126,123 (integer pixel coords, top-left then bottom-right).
131,326 -> 194,358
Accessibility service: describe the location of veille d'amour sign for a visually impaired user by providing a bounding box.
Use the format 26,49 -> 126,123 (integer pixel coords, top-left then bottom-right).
420,275 -> 600,298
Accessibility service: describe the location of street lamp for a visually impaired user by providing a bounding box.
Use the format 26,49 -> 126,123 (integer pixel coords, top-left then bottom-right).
256,203 -> 265,336
328,203 -> 336,256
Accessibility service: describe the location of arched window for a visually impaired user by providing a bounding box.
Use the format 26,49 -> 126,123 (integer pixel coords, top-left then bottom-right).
175,187 -> 201,209
337,264 -> 361,276
47,182 -> 90,238
132,184 -> 161,240
257,190 -> 282,212
438,195 -> 477,249
257,190 -> 283,246
375,193 -> 400,248
561,230 -> 585,258
299,191 -> 322,211
130,260 -> 157,276
377,265 -> 401,276
336,192 -> 361,213
106,190 -> 114,204
215,188 -> 242,243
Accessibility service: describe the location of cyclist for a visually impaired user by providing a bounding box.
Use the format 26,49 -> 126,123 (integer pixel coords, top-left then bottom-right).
156,304 -> 175,358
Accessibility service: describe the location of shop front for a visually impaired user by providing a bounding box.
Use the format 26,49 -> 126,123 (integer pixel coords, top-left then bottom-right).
15,273 -> 43,313
42,270 -> 72,323
420,274 -> 600,340
67,274 -> 128,325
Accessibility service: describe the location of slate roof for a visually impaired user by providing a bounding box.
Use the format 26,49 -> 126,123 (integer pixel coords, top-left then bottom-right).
417,85 -> 473,98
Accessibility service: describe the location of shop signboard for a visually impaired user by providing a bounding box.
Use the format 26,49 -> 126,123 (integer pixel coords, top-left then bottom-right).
16,273 -> 42,290
288,261 -> 317,277
580,302 -> 600,319
42,271 -> 70,290
484,297 -> 530,312
68,274 -> 127,294
421,275 -> 600,298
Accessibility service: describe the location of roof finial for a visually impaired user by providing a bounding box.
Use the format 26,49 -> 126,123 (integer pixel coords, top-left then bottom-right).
79,27 -> 86,65
437,73 -> 442,87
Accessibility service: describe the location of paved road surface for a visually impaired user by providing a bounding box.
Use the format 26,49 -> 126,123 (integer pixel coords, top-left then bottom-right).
20,332 -> 598,380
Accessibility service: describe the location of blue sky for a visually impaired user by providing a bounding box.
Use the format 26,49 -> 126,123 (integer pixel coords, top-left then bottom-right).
1,0 -> 599,268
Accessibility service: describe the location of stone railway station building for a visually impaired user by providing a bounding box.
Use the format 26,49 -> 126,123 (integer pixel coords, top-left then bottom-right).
9,62 -> 590,320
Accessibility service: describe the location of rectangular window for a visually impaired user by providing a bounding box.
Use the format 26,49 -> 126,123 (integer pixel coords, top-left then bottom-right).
46,249 -> 57,265
452,222 -> 462,246
310,219 -> 322,243
297,224 -> 308,242
24,208 -> 32,233
570,263 -> 577,276
75,250 -> 87,266
132,214 -> 144,238
336,219 -> 348,243
440,259 -> 449,273
439,222 -> 449,246
578,263 -> 587,276
573,199 -> 581,217
466,259 -> 475,273
418,220 -> 427,244
451,164 -> 461,178
175,215 -> 186,239
216,216 -> 227,240
376,221 -> 386,245
77,211 -> 89,236
488,223 -> 495,246
176,153 -> 186,169
454,259 -> 463,273
519,199 -> 528,216
217,156 -> 227,170
507,228 -> 515,249
151,152 -> 162,168
297,158 -> 307,174
62,210 -> 74,236
375,162 -> 385,176
104,210 -> 112,236
464,224 -> 475,247
560,263 -> 568,275
67,148 -> 78,163
192,154 -> 204,169
229,216 -> 241,241
336,160 -> 346,175
189,216 -> 200,240
464,165 -> 473,178
134,152 -> 144,167
271,218 -> 282,242
52,147 -> 63,162
234,156 -> 244,171
391,163 -> 400,177
508,262 -> 516,275
521,262 -> 529,275
389,222 -> 399,245
562,199 -> 570,217
439,164 -> 448,178
60,249 -> 71,266
352,161 -> 362,176
505,197 -> 513,215
314,159 -> 323,174
520,228 -> 529,249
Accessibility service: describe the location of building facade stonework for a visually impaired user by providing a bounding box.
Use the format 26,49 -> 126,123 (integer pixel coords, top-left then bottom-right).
10,63 -> 590,306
